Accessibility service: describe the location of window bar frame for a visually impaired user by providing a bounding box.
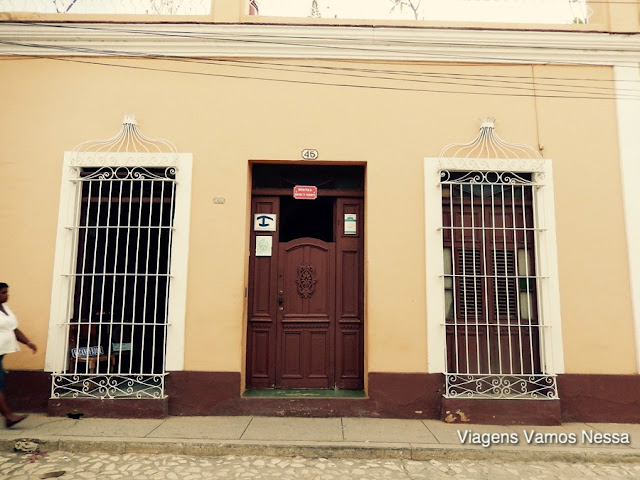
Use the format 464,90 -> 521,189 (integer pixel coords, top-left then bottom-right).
479,183 -> 493,376
150,177 -> 168,374
519,183 -> 534,374
442,170 -> 552,396
446,184 -> 461,375
500,179 -> 513,375
107,175 -> 125,375
128,174 -> 145,376
161,178 -> 177,374
511,183 -> 524,375
489,179 -> 503,374
116,176 -> 135,374
94,177 -> 115,375
84,178 -> 104,375
73,175 -> 92,374
532,181 -> 548,373
458,183 -> 472,375
139,177 -> 156,374
468,181 -> 483,375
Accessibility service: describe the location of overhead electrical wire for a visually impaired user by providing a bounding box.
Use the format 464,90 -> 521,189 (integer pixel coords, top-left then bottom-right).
4,40 -> 638,100
7,20 -> 639,71
2,21 -> 640,100
26,54 -> 635,101
2,44 -> 636,100
176,57 -> 640,97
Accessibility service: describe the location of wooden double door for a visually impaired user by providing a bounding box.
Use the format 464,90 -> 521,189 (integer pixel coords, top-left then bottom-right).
247,195 -> 364,389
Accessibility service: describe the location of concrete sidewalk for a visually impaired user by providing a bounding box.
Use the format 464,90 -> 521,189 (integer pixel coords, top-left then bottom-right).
1,414 -> 640,462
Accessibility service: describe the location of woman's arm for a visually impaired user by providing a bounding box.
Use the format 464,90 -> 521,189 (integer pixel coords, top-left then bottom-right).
14,328 -> 37,353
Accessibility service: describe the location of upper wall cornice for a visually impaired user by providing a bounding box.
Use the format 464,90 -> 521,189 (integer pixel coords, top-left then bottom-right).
1,22 -> 639,66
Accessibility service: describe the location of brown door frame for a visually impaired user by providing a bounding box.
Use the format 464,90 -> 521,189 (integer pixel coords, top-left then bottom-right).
246,165 -> 365,389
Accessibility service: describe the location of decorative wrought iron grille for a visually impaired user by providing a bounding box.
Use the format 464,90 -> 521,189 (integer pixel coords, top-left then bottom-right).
437,119 -> 558,400
51,166 -> 176,399
49,116 -> 186,400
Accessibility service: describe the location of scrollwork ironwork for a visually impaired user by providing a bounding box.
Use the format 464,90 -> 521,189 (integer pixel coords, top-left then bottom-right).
440,170 -> 533,185
296,265 -> 318,299
51,374 -> 165,399
80,166 -> 176,181
445,374 -> 558,400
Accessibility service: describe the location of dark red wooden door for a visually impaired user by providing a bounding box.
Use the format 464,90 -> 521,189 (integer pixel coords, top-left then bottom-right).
277,238 -> 335,388
246,195 -> 364,390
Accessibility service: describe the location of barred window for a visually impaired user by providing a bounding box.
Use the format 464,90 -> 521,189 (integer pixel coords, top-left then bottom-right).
440,171 -> 549,396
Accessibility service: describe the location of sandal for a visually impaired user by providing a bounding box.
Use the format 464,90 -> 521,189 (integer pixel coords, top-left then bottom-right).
6,415 -> 27,428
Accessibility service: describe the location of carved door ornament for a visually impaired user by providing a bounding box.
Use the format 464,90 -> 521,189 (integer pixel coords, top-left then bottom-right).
296,265 -> 318,299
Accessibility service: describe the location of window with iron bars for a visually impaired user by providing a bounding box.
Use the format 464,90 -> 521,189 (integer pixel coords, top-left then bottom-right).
51,165 -> 177,399
440,170 -> 556,399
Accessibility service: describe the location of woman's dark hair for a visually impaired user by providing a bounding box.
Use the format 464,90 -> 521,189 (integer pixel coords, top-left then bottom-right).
0,283 -> 8,290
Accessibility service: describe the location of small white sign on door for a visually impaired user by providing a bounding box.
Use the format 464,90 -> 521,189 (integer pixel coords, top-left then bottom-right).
256,236 -> 273,256
344,213 -> 357,235
254,213 -> 277,231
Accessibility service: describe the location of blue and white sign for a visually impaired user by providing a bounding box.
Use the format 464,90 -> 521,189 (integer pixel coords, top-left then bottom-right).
71,346 -> 104,358
254,213 -> 277,231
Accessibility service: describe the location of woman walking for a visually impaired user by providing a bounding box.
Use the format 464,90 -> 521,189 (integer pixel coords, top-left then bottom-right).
0,282 -> 37,427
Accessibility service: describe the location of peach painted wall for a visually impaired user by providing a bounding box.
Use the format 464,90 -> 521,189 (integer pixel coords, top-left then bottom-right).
0,57 -> 634,374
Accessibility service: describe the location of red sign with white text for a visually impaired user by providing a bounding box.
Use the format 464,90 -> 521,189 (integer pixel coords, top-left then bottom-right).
293,185 -> 318,200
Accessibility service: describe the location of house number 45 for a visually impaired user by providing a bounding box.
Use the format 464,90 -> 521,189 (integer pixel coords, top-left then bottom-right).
301,149 -> 319,160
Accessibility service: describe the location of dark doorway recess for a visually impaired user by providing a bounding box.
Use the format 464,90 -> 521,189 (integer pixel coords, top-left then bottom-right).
279,196 -> 334,243
247,163 -> 365,391
252,164 -> 365,191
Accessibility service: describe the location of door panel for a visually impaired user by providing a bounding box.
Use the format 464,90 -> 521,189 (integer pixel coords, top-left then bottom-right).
247,194 -> 364,390
246,197 -> 279,388
277,238 -> 335,388
335,198 -> 364,388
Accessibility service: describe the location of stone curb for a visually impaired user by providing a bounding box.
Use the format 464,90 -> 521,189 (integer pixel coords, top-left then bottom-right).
2,437 -> 640,463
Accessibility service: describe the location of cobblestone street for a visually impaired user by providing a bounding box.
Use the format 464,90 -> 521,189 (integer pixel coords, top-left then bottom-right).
1,451 -> 640,480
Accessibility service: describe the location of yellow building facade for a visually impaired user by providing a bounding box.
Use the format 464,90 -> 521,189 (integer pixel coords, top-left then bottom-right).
1,0 -> 640,423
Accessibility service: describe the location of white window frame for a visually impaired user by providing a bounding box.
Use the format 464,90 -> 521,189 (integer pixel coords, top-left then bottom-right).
424,157 -> 565,379
45,151 -> 192,374
614,64 -> 640,373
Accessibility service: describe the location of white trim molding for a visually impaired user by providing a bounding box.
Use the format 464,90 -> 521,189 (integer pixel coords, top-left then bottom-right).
424,157 -> 565,376
1,22 -> 640,65
614,64 -> 640,373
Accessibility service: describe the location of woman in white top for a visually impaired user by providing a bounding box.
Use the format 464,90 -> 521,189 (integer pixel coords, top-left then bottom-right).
0,282 -> 37,428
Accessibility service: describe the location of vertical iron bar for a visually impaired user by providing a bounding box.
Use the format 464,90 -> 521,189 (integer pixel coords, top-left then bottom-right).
107,175 -> 125,376
85,176 -> 105,375
140,177 -> 156,373
150,179 -> 166,374
76,183 -> 89,374
511,182 -> 524,375
129,171 -> 145,375
75,175 -> 92,374
523,183 -> 537,374
447,179 -> 460,375
479,182 -> 492,374
65,170 -> 82,374
95,176 -> 115,374
459,181 -> 470,374
468,180 -> 481,375
489,178 -> 502,374
499,177 -> 512,375
163,175 -> 176,376
118,173 -> 134,374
